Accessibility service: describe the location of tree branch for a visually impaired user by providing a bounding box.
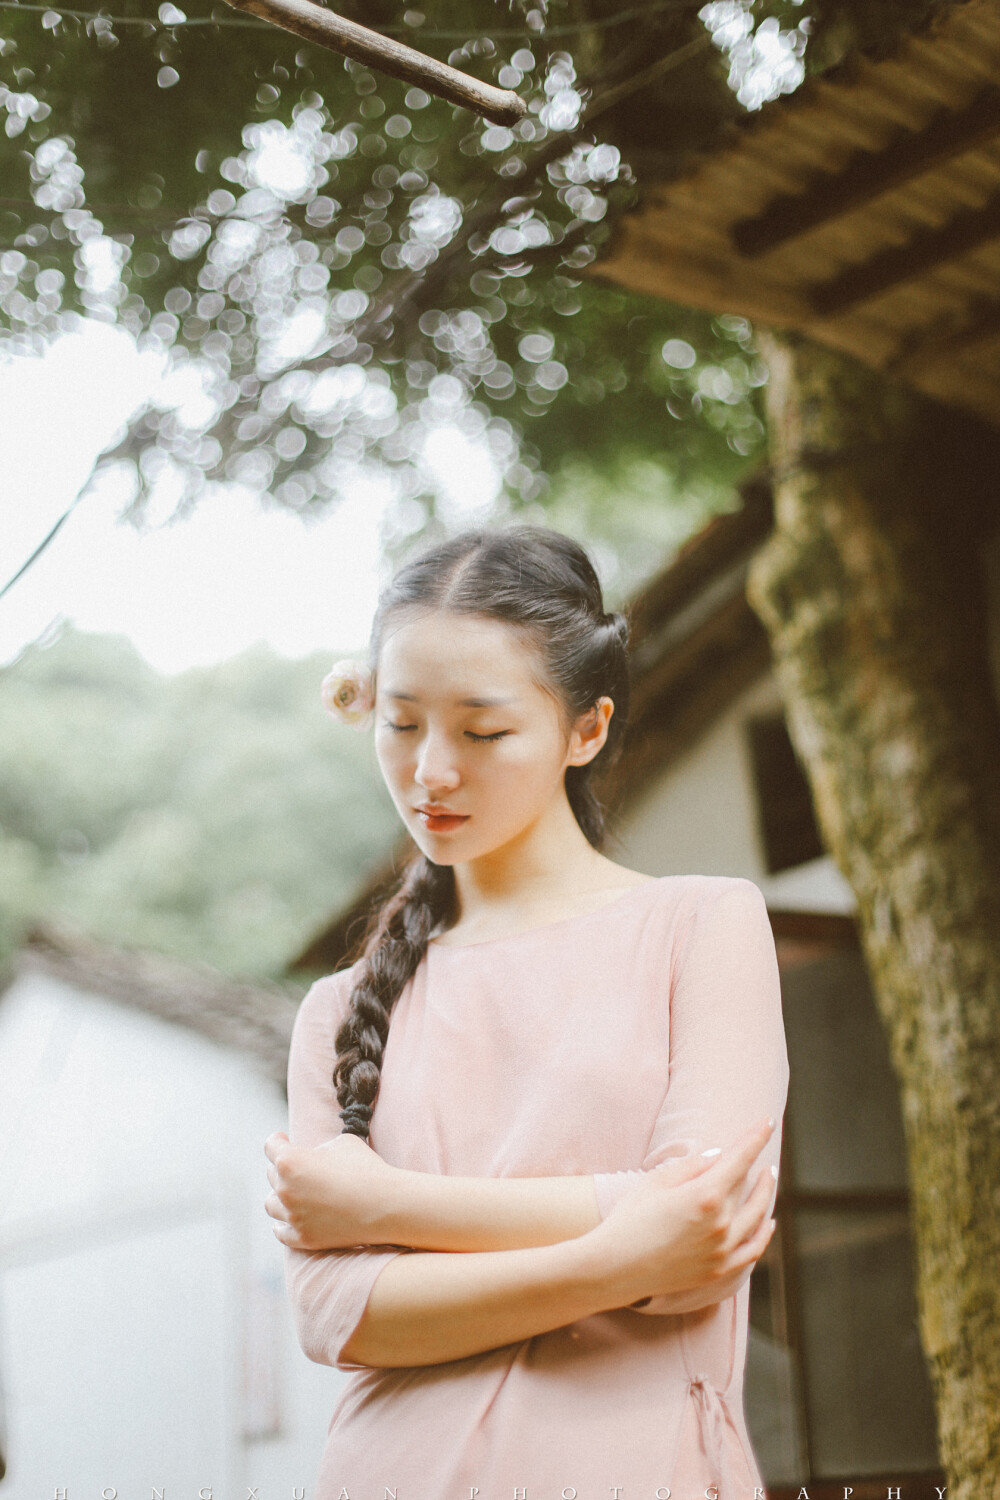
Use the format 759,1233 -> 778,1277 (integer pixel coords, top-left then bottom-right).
222,0 -> 526,125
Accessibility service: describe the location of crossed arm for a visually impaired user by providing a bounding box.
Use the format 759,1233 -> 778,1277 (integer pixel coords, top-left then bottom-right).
328,1175 -> 643,1368
269,1140 -> 773,1368
275,880 -> 789,1371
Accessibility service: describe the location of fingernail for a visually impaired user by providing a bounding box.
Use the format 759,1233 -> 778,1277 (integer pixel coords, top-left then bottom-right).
700,1146 -> 722,1157
771,1164 -> 778,1179
767,1117 -> 775,1129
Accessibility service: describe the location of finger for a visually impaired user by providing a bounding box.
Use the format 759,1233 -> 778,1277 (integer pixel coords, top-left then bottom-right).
264,1191 -> 291,1224
264,1131 -> 291,1163
265,1162 -> 279,1190
701,1117 -> 774,1196
274,1222 -> 310,1250
722,1213 -> 776,1278
725,1164 -> 775,1249
744,1215 -> 777,1264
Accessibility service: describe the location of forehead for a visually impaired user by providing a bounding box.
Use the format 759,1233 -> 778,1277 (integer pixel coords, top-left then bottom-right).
376,611 -> 542,698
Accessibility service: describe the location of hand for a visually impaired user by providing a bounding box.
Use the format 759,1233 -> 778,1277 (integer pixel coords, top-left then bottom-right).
263,1130 -> 400,1252
594,1117 -> 777,1304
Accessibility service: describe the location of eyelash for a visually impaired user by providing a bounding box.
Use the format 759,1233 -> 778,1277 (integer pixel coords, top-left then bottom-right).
383,723 -> 509,743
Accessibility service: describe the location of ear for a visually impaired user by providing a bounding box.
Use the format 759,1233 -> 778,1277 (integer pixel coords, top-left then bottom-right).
565,696 -> 614,769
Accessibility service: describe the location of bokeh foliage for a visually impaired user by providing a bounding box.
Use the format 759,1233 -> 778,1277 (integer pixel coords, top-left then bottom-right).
1,0 -> 841,544
1,0 -> 944,545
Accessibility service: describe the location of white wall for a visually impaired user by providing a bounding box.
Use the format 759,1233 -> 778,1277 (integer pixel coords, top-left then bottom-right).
0,971 -> 343,1498
610,670 -> 857,913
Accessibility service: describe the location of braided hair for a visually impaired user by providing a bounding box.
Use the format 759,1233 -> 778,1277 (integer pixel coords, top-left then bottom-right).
332,523 -> 632,1139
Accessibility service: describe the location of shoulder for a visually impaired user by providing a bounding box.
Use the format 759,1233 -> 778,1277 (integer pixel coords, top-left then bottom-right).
673,879 -> 776,989
609,872 -> 768,938
640,872 -> 767,915
680,873 -> 767,906
623,875 -> 769,962
292,958 -> 367,1042
667,874 -> 771,937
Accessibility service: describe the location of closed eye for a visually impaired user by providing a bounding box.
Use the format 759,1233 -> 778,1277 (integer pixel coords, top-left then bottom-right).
381,722 -> 509,743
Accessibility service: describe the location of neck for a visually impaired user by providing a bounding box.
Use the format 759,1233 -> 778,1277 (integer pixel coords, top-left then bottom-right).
446,787 -> 612,924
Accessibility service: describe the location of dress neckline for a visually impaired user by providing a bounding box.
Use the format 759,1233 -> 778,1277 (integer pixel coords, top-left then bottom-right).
426,875 -> 666,953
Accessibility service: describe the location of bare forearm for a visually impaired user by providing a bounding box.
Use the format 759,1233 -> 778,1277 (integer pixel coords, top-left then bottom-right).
341,1227 -> 628,1367
381,1166 -> 602,1252
374,1168 -> 753,1319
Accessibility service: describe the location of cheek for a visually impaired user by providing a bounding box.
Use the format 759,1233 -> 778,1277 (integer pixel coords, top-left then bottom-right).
486,735 -> 564,797
374,735 -> 411,784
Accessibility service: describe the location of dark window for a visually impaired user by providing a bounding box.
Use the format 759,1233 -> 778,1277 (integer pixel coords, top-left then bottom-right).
746,713 -> 825,874
744,913 -> 942,1495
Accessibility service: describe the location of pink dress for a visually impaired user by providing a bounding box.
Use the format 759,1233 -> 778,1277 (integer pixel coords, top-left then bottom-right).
284,873 -> 789,1500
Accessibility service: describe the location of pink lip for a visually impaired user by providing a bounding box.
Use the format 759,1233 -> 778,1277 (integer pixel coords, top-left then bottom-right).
416,809 -> 469,829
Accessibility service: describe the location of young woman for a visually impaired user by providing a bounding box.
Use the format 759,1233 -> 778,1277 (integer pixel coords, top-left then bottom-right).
264,523 -> 789,1500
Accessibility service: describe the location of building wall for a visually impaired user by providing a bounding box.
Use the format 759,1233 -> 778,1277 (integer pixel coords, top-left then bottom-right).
610,671 -> 857,913
0,971 -> 339,1497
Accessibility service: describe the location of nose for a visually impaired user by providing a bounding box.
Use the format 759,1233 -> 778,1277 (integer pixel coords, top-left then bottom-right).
414,728 -> 461,795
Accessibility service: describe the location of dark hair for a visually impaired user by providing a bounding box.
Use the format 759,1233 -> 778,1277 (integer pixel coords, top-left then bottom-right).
332,523 -> 631,1138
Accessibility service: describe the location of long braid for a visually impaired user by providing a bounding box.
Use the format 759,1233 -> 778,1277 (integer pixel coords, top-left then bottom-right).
333,855 -> 455,1138
330,524 -> 632,1142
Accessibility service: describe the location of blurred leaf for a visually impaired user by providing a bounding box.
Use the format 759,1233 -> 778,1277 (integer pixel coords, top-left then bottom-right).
0,624 -> 400,974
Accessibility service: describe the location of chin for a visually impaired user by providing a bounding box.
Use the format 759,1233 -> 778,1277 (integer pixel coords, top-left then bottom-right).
410,827 -> 460,861
411,827 -> 482,865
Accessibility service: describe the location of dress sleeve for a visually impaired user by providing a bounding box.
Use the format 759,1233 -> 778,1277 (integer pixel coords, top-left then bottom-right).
592,877 -> 789,1314
282,970 -> 416,1371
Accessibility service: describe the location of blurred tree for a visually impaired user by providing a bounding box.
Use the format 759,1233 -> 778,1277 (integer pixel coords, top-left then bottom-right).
0,624 -> 401,973
747,332 -> 1000,1500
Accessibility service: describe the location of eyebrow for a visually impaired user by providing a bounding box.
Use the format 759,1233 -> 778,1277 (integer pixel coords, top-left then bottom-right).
385,691 -> 518,707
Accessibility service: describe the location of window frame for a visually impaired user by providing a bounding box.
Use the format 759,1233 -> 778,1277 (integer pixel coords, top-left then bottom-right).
751,908 -> 945,1498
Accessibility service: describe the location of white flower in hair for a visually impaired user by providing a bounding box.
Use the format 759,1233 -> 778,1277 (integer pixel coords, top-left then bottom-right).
320,659 -> 375,730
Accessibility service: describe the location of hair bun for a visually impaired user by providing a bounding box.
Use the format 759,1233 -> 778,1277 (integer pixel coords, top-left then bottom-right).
604,610 -> 629,647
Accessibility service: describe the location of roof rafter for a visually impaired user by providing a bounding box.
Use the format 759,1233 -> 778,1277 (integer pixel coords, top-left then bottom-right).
807,186 -> 1000,314
587,0 -> 1000,428
731,83 -> 1000,260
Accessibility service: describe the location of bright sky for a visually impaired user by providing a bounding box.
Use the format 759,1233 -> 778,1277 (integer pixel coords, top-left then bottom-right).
0,320 -> 499,674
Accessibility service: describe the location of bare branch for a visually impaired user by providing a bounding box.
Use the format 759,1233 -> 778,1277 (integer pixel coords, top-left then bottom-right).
0,489 -> 90,602
221,0 -> 526,125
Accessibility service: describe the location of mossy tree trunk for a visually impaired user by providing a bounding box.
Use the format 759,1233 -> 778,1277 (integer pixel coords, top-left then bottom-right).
745,330 -> 1000,1500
